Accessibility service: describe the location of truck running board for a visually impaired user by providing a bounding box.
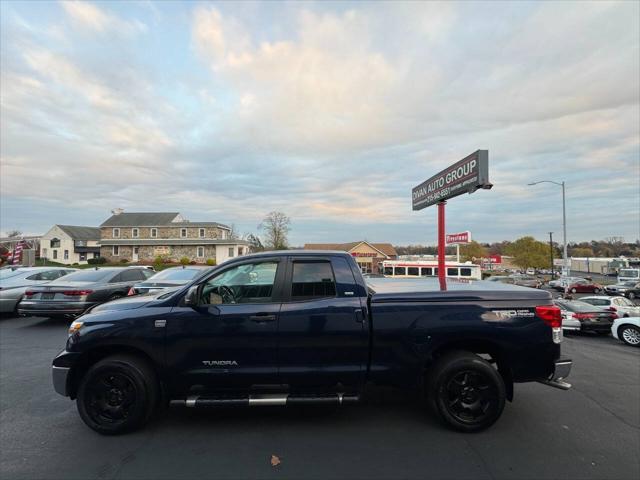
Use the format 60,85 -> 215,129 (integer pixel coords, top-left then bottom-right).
170,393 -> 360,408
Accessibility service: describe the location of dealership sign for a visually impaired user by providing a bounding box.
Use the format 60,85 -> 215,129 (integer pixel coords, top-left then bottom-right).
412,150 -> 492,210
446,231 -> 471,245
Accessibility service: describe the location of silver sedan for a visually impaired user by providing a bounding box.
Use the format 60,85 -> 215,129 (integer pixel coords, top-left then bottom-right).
0,267 -> 76,314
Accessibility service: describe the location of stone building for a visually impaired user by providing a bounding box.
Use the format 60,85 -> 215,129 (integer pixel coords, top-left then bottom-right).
303,241 -> 398,274
98,211 -> 249,264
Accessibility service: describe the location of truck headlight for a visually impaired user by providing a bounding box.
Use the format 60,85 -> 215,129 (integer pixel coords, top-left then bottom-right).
68,320 -> 84,336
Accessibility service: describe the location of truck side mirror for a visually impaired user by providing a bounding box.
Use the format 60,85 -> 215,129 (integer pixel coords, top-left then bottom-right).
183,285 -> 199,306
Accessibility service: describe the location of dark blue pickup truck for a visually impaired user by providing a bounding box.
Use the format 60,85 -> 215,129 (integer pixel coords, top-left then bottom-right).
52,251 -> 571,434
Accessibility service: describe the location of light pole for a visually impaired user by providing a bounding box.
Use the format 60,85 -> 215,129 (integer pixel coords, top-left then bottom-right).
548,232 -> 554,277
528,180 -> 567,275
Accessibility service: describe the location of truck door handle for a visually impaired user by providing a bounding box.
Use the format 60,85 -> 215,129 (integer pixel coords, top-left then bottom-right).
249,314 -> 277,323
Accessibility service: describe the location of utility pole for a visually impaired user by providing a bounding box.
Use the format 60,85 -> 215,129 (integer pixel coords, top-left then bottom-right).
549,232 -> 554,278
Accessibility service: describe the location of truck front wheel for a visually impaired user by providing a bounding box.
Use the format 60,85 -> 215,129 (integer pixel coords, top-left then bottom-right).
427,351 -> 506,432
76,354 -> 158,435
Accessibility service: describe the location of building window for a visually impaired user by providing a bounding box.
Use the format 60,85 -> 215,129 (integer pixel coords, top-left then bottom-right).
199,228 -> 205,238
394,267 -> 406,276
53,250 -> 58,260
113,228 -> 120,238
197,246 -> 205,258
132,228 -> 139,238
151,228 -> 157,238
460,268 -> 472,277
221,230 -> 227,239
64,250 -> 69,260
113,246 -> 119,256
79,253 -> 86,261
238,247 -> 243,256
228,247 -> 234,258
181,228 -> 187,238
50,238 -> 60,248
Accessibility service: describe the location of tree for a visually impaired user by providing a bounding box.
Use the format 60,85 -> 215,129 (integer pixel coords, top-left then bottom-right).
504,236 -> 553,270
258,211 -> 291,250
228,223 -> 240,240
459,241 -> 487,263
570,247 -> 594,257
246,233 -> 264,252
6,230 -> 22,238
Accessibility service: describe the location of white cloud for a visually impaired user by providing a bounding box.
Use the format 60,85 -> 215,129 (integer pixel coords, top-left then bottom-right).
60,1 -> 147,35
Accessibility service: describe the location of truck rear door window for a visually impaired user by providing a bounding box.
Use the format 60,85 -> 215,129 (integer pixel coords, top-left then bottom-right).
291,261 -> 336,300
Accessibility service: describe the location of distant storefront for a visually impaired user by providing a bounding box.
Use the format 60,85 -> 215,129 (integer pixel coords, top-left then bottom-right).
303,241 -> 398,274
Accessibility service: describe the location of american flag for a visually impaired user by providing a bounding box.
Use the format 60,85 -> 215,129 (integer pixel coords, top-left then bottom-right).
7,240 -> 27,265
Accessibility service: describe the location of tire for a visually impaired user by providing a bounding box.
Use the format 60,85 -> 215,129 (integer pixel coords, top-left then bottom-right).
427,351 -> 506,433
593,288 -> 600,294
77,354 -> 158,435
570,288 -> 577,294
628,292 -> 635,300
619,325 -> 640,347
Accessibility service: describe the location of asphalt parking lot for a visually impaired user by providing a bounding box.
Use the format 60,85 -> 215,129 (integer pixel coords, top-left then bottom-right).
1,314 -> 639,480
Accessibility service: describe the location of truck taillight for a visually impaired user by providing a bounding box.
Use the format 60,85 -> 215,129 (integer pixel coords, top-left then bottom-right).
536,305 -> 562,328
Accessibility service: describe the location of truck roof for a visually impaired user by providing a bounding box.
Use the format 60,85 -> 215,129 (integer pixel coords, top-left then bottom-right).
367,277 -> 551,302
240,250 -> 352,259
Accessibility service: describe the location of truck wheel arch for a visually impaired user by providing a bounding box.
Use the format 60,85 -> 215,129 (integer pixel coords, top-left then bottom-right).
425,341 -> 514,402
68,345 -> 161,400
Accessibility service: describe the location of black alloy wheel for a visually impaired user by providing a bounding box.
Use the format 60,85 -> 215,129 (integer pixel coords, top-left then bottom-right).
427,351 -> 506,432
77,354 -> 158,434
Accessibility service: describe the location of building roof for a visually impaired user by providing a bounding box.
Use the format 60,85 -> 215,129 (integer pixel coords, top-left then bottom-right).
100,212 -> 181,227
303,241 -> 398,258
56,225 -> 100,241
99,212 -> 231,230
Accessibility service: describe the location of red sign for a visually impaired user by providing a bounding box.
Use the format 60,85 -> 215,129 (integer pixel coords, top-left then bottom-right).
446,231 -> 471,245
489,255 -> 502,264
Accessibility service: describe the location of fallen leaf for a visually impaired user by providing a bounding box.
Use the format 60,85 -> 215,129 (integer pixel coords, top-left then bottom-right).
271,455 -> 281,467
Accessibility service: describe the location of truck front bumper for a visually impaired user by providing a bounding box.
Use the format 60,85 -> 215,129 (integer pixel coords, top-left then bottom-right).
538,358 -> 572,390
52,366 -> 70,396
52,350 -> 82,397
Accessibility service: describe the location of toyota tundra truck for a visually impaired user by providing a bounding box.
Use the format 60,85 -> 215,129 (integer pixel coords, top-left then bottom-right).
52,251 -> 571,434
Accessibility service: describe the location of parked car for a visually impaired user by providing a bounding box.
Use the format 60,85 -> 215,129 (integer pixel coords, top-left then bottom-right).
611,317 -> 640,347
0,267 -> 77,314
566,279 -> 604,294
604,281 -> 640,300
553,299 -> 617,334
487,275 -> 515,284
579,296 -> 640,318
511,275 -> 542,288
128,266 -> 212,295
549,276 -> 586,291
18,267 -> 154,318
52,250 -> 571,435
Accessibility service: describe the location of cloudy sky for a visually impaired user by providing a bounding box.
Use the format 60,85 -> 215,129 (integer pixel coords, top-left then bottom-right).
1,1 -> 639,246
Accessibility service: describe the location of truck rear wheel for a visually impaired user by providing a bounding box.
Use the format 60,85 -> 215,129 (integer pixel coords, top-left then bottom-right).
427,351 -> 506,432
77,354 -> 158,435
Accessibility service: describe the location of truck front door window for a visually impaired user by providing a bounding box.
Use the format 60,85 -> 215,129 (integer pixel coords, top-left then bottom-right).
201,262 -> 278,304
291,261 -> 336,300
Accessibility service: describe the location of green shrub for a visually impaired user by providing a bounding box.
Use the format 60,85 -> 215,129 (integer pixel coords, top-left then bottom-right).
119,258 -> 129,264
179,256 -> 190,265
206,258 -> 216,266
87,257 -> 106,265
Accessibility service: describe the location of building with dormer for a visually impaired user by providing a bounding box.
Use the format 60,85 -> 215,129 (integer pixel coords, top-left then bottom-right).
99,211 -> 249,264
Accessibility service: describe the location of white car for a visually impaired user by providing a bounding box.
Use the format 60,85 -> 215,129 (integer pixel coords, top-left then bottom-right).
0,267 -> 76,314
580,296 -> 640,318
548,276 -> 586,290
611,317 -> 640,347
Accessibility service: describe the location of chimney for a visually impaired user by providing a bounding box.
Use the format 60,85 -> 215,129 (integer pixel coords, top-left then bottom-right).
111,208 -> 124,216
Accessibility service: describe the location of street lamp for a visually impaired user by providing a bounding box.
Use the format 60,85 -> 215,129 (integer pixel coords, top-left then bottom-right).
528,180 -> 568,275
